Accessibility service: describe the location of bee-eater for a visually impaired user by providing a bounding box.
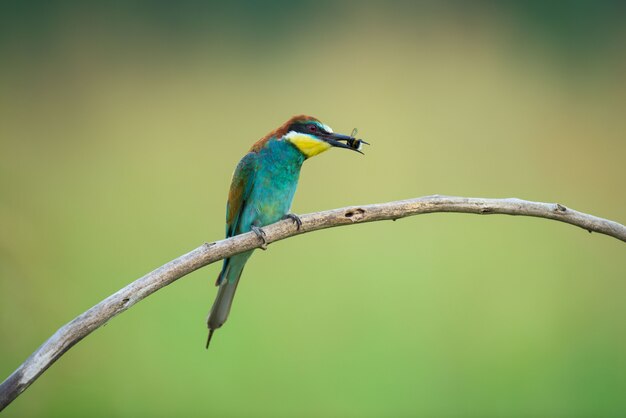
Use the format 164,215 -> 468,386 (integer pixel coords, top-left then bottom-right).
206,115 -> 366,348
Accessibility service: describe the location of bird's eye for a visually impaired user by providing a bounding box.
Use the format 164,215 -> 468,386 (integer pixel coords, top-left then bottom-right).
308,125 -> 317,133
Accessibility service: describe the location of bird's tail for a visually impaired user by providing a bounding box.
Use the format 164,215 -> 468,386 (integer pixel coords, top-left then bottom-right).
206,252 -> 251,348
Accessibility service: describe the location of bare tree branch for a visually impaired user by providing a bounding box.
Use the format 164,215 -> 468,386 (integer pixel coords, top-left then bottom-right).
1,195 -> 624,411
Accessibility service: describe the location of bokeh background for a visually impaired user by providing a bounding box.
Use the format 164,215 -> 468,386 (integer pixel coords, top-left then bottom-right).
1,1 -> 625,417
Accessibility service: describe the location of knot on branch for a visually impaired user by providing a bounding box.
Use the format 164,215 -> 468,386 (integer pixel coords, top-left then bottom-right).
118,297 -> 130,309
345,208 -> 366,222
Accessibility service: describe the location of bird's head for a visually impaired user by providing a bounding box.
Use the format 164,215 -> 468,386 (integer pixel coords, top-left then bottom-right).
280,115 -> 367,159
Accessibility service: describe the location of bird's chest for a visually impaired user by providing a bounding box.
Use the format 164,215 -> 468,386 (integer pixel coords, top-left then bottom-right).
250,147 -> 303,225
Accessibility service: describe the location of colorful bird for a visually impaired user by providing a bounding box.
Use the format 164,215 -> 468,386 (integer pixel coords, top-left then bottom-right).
206,115 -> 367,348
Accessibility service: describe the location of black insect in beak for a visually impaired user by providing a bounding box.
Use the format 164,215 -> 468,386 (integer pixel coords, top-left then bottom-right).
322,128 -> 370,154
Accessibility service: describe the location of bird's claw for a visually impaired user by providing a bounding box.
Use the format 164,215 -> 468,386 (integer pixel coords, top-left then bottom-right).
283,213 -> 302,230
251,226 -> 268,250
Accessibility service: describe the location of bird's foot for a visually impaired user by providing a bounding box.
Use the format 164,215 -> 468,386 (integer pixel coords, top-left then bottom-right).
282,213 -> 302,230
251,225 -> 268,250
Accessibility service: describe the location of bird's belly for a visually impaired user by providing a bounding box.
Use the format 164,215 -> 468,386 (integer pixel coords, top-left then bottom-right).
250,173 -> 299,227
254,188 -> 295,225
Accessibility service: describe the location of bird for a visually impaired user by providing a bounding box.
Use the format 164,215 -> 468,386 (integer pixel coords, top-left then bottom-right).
206,115 -> 367,348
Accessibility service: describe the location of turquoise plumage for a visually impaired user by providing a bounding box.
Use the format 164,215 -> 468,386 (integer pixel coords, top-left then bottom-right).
206,115 -> 366,348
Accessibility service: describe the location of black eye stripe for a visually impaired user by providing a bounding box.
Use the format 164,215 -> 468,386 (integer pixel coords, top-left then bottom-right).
291,122 -> 324,135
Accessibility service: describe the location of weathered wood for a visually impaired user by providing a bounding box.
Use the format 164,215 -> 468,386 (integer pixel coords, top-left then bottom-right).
1,195 -> 624,411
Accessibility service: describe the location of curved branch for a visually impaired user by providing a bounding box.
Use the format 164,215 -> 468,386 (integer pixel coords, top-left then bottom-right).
1,195 -> 624,410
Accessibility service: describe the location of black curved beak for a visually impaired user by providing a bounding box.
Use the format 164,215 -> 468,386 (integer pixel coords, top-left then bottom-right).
322,132 -> 370,154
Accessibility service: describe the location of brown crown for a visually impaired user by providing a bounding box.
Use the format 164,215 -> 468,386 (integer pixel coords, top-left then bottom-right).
249,115 -> 321,152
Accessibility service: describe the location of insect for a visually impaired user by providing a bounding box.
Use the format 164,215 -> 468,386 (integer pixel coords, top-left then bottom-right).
346,128 -> 370,152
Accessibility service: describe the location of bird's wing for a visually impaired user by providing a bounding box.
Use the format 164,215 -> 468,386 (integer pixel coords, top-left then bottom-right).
225,152 -> 258,238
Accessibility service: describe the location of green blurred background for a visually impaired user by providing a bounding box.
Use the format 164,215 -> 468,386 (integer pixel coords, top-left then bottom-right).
1,1 -> 625,417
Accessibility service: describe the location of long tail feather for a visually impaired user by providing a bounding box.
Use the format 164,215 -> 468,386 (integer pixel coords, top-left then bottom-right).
205,329 -> 215,349
206,252 -> 251,348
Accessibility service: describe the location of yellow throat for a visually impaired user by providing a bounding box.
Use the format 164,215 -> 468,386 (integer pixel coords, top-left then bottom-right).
285,132 -> 331,158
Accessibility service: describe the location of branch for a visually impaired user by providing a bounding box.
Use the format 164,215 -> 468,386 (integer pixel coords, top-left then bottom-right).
1,195 -> 624,410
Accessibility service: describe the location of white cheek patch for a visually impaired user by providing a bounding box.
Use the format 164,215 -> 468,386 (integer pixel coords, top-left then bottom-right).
285,131 -> 315,141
